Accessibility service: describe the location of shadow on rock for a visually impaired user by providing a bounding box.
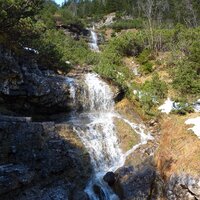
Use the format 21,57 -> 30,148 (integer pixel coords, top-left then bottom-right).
0,115 -> 92,200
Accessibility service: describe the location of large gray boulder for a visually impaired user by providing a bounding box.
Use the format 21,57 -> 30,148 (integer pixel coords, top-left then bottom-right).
112,165 -> 164,200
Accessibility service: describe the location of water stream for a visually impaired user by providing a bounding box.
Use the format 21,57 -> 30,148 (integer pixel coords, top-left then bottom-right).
89,27 -> 99,52
65,27 -> 153,200
67,73 -> 153,200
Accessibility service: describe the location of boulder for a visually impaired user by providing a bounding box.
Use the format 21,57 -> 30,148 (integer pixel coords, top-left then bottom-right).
103,172 -> 116,186
113,165 -> 160,200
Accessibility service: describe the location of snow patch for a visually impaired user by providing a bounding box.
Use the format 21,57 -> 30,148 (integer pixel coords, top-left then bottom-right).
158,98 -> 174,114
185,117 -> 200,139
24,47 -> 39,54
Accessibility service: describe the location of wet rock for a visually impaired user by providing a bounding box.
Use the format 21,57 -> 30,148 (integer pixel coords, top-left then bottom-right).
167,174 -> 200,200
57,23 -> 90,40
0,115 -> 92,199
16,180 -> 72,200
103,172 -> 116,186
72,191 -> 89,200
0,164 -> 34,195
93,184 -> 106,200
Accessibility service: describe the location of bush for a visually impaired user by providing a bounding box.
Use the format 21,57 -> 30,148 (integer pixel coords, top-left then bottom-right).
172,61 -> 200,95
137,49 -> 154,74
140,62 -> 153,74
32,29 -> 94,71
142,73 -> 168,100
110,18 -> 144,31
94,32 -> 146,90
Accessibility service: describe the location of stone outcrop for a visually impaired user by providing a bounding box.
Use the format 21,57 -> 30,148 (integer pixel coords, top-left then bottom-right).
111,163 -> 164,200
0,46 -> 73,115
57,23 -> 90,40
0,115 -> 92,200
167,174 -> 200,200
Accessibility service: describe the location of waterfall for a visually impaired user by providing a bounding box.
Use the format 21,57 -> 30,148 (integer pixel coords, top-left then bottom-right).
67,73 -> 153,200
89,28 -> 99,52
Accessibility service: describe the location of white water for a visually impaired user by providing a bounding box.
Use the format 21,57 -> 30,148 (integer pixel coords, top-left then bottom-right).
89,28 -> 99,52
67,73 -> 153,200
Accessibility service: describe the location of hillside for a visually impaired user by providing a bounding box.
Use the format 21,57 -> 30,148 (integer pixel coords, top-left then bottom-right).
0,1 -> 200,200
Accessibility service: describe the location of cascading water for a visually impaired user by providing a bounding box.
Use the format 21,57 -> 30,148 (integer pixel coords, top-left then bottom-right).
89,27 -> 99,52
67,73 -> 153,200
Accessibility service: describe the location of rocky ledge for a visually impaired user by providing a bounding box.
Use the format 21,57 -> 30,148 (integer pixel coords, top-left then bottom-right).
0,46 -> 73,115
0,115 -> 92,200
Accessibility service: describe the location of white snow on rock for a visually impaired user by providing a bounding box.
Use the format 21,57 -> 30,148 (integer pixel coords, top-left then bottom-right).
158,98 -> 174,114
24,47 -> 39,54
185,117 -> 200,139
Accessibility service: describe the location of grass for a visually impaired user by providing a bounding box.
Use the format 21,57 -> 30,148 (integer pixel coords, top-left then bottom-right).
155,113 -> 200,179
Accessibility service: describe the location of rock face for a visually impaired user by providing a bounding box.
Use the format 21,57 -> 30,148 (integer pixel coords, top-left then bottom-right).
57,23 -> 90,40
0,115 -> 92,199
167,174 -> 200,200
112,164 -> 165,200
0,46 -> 72,115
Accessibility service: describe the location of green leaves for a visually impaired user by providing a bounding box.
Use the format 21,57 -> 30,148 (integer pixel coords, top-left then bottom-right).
0,0 -> 45,45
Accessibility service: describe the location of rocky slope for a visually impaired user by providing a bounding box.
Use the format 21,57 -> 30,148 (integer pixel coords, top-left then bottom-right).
0,45 -> 73,115
0,114 -> 91,200
0,46 -> 92,200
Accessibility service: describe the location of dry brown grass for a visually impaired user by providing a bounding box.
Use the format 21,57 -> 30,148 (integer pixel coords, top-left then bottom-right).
155,113 -> 200,180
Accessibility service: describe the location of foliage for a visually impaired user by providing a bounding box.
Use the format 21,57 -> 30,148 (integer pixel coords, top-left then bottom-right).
0,0 -> 44,43
138,73 -> 168,112
33,29 -> 98,70
38,0 -> 58,29
94,32 -> 146,89
172,61 -> 200,94
110,19 -> 143,31
172,103 -> 194,115
63,0 -> 200,27
137,49 -> 154,74
142,73 -> 168,100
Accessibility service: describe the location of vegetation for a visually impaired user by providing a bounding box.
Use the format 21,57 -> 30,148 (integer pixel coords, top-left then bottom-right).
0,0 -> 199,116
110,19 -> 143,31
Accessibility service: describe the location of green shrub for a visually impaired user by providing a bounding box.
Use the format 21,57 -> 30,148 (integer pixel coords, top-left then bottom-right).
142,73 -> 168,100
137,49 -> 151,64
32,29 -> 93,71
110,18 -> 144,31
172,61 -> 200,95
140,62 -> 153,74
